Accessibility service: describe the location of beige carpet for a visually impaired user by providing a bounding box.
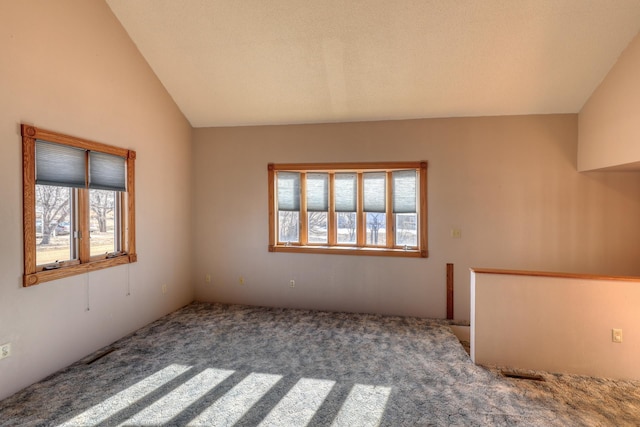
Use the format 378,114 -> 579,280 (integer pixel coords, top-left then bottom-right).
0,302 -> 639,426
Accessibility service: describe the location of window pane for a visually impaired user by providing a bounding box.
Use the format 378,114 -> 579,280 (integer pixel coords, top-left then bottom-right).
396,213 -> 417,247
278,211 -> 299,243
307,212 -> 327,243
366,212 -> 386,246
35,185 -> 73,265
337,212 -> 357,244
90,189 -> 117,256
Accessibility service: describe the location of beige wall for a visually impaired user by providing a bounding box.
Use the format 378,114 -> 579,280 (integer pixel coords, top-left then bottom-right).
2,1 -> 640,403
471,271 -> 640,379
192,115 -> 640,320
0,1 -> 194,400
579,31 -> 640,171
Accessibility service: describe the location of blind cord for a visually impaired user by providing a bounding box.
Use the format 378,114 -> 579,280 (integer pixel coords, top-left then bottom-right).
85,272 -> 90,312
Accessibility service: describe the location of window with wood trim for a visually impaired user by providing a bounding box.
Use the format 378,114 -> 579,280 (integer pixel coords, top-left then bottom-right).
268,162 -> 427,258
21,124 -> 136,287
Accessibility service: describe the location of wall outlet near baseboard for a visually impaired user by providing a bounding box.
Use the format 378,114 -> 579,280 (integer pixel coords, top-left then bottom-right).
289,279 -> 295,288
0,343 -> 11,360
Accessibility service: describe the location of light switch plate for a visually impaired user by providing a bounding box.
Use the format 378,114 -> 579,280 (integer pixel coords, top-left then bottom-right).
612,328 -> 623,343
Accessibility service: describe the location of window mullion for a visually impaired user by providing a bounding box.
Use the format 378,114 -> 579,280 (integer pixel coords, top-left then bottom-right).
71,189 -> 79,260
79,150 -> 90,263
23,134 -> 37,279
268,165 -> 276,251
386,171 -> 394,248
300,173 -> 308,245
117,192 -> 125,252
126,151 -> 137,261
419,162 -> 428,256
77,188 -> 90,263
328,173 -> 336,246
357,172 -> 365,247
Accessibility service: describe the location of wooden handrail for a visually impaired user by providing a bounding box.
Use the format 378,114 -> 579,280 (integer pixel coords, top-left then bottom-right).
471,268 -> 640,282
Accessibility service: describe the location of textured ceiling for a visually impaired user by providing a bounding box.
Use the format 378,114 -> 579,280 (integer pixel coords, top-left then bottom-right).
106,0 -> 640,127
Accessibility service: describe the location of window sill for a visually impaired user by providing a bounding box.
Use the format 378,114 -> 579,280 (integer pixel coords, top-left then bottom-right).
24,253 -> 137,287
269,245 -> 427,258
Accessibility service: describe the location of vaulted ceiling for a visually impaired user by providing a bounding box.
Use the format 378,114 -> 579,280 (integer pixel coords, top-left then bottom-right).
106,0 -> 640,127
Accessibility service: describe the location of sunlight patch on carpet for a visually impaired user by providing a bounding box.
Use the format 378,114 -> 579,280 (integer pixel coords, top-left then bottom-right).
120,367 -> 235,426
258,378 -> 336,426
188,372 -> 282,426
331,384 -> 392,427
59,364 -> 191,426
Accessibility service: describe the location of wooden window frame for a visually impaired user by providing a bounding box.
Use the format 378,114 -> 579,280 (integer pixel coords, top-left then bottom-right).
22,124 -> 137,287
268,162 -> 428,258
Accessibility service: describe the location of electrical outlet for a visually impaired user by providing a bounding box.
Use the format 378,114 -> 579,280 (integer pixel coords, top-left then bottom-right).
290,279 -> 295,288
451,229 -> 462,239
239,276 -> 245,285
162,284 -> 167,294
205,274 -> 211,283
612,328 -> 623,343
0,343 -> 11,360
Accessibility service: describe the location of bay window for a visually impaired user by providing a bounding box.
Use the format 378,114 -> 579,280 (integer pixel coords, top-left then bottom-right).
268,162 -> 427,258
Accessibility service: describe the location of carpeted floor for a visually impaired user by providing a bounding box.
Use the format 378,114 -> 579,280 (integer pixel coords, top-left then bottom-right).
1,302 -> 639,426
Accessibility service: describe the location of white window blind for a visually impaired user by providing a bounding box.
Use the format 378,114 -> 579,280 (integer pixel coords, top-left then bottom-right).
277,172 -> 300,211
36,140 -> 127,192
306,173 -> 328,212
392,170 -> 417,213
334,173 -> 357,212
35,140 -> 86,188
363,172 -> 386,213
89,151 -> 126,192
